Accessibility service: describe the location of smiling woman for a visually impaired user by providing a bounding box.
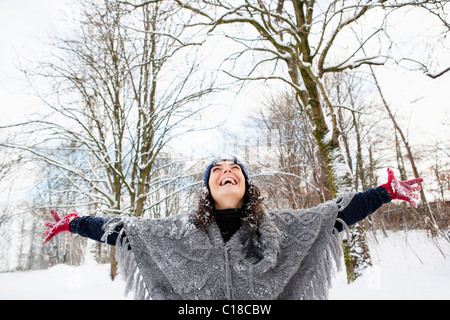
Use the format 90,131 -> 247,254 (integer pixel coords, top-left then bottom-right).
206,159 -> 247,209
191,156 -> 264,234
42,155 -> 423,300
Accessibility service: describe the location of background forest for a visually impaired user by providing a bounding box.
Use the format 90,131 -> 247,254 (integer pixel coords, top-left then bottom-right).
0,0 -> 449,289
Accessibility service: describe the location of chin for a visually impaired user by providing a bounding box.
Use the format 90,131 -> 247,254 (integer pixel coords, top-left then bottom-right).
212,191 -> 244,208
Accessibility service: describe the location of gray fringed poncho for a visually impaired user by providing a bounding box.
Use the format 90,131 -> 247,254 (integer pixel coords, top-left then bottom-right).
103,193 -> 354,300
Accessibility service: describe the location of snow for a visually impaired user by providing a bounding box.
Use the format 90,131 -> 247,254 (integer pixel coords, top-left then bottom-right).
0,263 -> 127,300
0,246 -> 129,300
329,230 -> 450,300
0,231 -> 448,300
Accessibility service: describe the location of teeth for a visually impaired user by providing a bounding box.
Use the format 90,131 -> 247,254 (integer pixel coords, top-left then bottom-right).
220,178 -> 236,186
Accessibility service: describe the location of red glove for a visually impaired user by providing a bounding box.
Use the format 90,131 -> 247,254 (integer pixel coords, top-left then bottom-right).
42,210 -> 79,245
380,168 -> 423,208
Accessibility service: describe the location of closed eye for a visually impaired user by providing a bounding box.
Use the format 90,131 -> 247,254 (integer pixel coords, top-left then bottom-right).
211,164 -> 240,172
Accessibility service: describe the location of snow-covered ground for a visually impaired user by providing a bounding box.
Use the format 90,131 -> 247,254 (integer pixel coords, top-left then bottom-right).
329,230 -> 450,300
0,231 -> 448,300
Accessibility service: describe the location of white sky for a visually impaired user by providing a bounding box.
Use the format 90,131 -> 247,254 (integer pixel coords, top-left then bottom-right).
0,0 -> 71,124
1,1 -> 449,163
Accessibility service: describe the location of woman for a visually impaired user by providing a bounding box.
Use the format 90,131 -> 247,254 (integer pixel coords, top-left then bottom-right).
43,156 -> 423,300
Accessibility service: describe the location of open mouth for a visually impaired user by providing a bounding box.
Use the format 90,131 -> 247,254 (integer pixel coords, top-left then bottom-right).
219,177 -> 238,186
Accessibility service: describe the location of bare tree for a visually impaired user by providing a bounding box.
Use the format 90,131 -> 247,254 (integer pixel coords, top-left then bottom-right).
124,0 -> 369,197
429,145 -> 450,233
5,0 -> 215,216
130,0 -> 447,197
366,63 -> 447,239
1,0 -> 218,276
248,91 -> 327,210
0,144 -> 27,271
398,1 -> 450,79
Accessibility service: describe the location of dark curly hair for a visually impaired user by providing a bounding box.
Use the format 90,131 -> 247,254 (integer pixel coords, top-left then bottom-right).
190,181 -> 265,231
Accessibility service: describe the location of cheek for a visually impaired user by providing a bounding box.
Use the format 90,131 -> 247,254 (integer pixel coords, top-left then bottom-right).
208,177 -> 219,198
241,185 -> 247,196
236,183 -> 246,198
208,173 -> 218,188
209,188 -> 217,203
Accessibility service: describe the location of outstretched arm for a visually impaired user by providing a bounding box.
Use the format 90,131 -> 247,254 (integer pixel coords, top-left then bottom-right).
42,211 -> 121,246
70,216 -> 121,245
334,168 -> 423,231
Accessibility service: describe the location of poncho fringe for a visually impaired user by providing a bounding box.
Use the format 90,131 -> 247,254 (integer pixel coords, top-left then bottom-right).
102,217 -> 151,300
102,193 -> 354,300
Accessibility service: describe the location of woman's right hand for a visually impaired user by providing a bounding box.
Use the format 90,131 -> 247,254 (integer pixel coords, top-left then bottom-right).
42,210 -> 79,245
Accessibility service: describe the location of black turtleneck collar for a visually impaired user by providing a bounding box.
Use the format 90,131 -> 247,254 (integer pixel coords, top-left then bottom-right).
212,208 -> 244,242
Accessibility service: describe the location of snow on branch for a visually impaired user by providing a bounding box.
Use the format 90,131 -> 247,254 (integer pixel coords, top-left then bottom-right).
426,66 -> 450,79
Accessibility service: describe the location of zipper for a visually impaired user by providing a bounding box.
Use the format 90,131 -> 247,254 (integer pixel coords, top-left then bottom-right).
223,245 -> 234,300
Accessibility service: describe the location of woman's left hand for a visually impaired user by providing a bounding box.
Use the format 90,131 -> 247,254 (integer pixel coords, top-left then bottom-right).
380,168 -> 423,208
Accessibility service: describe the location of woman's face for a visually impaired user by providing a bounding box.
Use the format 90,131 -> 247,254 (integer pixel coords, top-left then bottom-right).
208,160 -> 246,210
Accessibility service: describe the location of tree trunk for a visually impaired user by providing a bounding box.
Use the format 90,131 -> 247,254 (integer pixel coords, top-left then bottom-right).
343,224 -> 372,283
110,246 -> 118,280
